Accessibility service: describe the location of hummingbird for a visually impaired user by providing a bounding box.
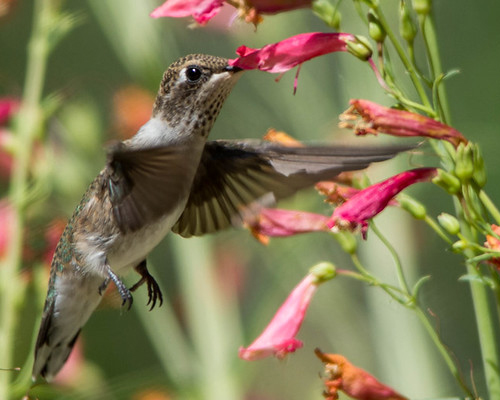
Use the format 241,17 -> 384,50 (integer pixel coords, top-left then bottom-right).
32,54 -> 411,381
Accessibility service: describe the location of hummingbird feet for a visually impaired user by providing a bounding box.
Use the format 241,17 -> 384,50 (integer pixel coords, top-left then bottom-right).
103,264 -> 133,310
129,260 -> 163,311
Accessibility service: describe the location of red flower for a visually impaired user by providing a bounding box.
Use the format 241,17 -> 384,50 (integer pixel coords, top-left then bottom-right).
247,208 -> 329,242
150,0 -> 224,24
329,168 -> 437,238
229,32 -> 356,74
340,99 -> 467,148
239,263 -> 335,361
150,0 -> 312,25
0,98 -> 19,126
315,349 -> 408,400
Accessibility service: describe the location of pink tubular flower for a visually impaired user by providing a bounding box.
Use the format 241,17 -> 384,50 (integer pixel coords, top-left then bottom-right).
247,208 -> 329,242
340,99 -> 467,148
150,0 -> 224,24
151,0 -> 311,25
315,349 -> 408,400
239,263 -> 335,361
229,32 -> 357,73
329,168 -> 437,238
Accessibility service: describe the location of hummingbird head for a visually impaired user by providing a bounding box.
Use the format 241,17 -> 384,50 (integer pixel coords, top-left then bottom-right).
151,54 -> 243,138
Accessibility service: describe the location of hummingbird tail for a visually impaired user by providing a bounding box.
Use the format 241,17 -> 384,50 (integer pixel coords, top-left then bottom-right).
32,273 -> 104,381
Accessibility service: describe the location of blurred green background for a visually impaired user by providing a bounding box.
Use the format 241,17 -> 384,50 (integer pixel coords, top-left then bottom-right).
1,1 -> 499,399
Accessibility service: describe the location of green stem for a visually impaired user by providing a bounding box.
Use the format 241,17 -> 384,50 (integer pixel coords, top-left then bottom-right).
0,2 -> 55,398
370,222 -> 411,295
420,14 -> 451,124
424,215 -> 453,244
371,5 -> 433,112
458,208 -> 500,398
414,307 -> 474,397
479,190 -> 500,225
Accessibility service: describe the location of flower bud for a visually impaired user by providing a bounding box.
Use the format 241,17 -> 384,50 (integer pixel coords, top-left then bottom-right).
471,144 -> 487,188
398,194 -> 426,219
309,262 -> 336,282
451,239 -> 467,253
399,1 -> 417,43
432,169 -> 461,194
412,0 -> 431,15
313,0 -> 341,30
368,11 -> 385,42
346,36 -> 373,61
437,213 -> 460,235
332,230 -> 357,254
454,142 -> 474,182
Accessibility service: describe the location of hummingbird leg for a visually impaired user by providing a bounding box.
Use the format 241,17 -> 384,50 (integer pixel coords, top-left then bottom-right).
129,260 -> 164,311
104,264 -> 133,310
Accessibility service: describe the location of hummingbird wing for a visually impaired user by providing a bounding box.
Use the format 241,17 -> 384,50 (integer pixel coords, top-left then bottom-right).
172,140 -> 414,237
107,142 -> 198,232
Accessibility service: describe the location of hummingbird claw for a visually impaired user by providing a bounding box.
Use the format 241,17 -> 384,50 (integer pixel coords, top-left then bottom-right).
98,278 -> 110,295
129,260 -> 164,311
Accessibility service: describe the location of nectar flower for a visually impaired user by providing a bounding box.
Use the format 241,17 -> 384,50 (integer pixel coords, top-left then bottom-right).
229,32 -> 356,74
340,99 -> 467,147
150,0 -> 224,24
151,0 -> 312,25
315,349 -> 408,400
246,208 -> 329,243
329,168 -> 437,238
239,263 -> 335,361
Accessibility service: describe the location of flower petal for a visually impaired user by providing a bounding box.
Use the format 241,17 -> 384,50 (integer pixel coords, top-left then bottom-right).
329,168 -> 437,238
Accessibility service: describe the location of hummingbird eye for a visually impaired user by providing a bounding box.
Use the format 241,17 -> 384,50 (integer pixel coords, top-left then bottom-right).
185,66 -> 203,83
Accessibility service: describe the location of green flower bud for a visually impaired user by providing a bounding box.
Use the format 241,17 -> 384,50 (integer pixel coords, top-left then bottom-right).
454,142 -> 474,182
432,169 -> 461,194
451,239 -> 467,253
346,35 -> 373,61
437,213 -> 460,235
399,1 -> 417,43
412,0 -> 431,15
332,230 -> 357,254
398,194 -> 426,219
471,144 -> 487,188
312,0 -> 341,30
368,11 -> 386,42
310,262 -> 337,282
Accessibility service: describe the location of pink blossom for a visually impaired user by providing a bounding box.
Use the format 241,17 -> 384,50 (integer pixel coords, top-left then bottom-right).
150,0 -> 224,24
247,208 -> 329,241
315,349 -> 408,400
229,32 -> 356,73
0,98 -> 19,126
340,99 -> 467,148
239,264 -> 334,360
329,168 -> 437,238
150,0 -> 312,25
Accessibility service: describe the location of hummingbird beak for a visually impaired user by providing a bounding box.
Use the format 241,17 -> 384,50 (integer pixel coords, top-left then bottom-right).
224,64 -> 244,73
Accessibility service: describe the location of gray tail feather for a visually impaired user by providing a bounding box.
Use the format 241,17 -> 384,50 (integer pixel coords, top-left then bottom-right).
32,275 -> 104,381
